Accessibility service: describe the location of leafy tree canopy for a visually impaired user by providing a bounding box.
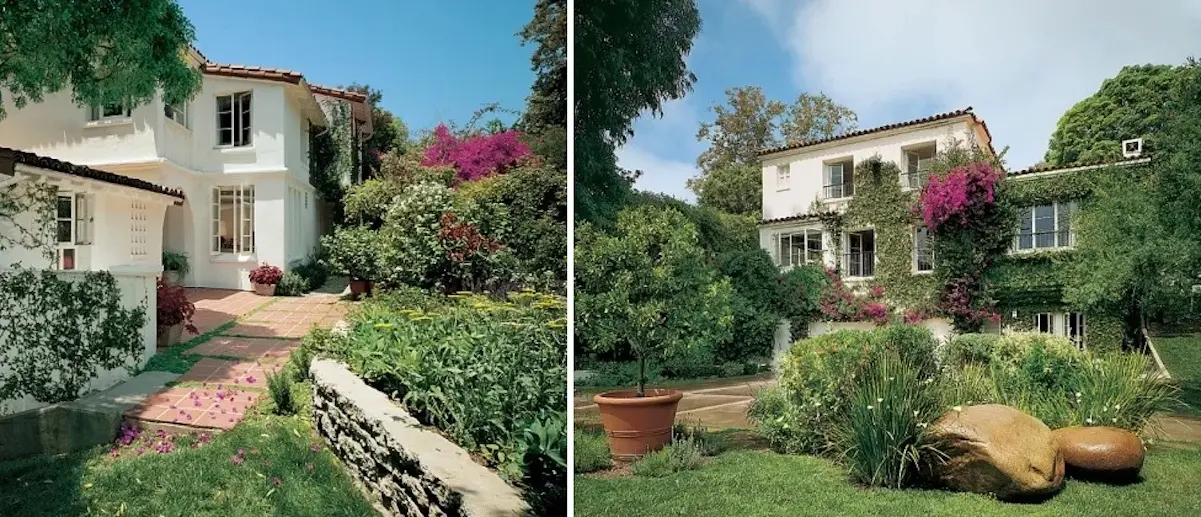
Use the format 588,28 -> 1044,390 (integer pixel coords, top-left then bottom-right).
345,82 -> 411,178
0,0 -> 202,119
690,88 -> 856,215
574,0 -> 701,223
1044,64 -> 1184,165
519,0 -> 567,132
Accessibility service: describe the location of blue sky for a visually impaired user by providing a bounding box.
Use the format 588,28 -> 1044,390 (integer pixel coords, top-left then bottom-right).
620,0 -> 1201,202
179,0 -> 536,135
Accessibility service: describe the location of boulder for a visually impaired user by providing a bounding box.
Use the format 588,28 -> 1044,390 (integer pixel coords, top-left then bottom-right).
1052,426 -> 1145,481
926,404 -> 1064,500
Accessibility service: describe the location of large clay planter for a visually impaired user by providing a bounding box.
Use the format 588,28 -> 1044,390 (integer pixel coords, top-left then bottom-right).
349,279 -> 373,298
157,323 -> 183,349
253,282 -> 276,296
593,389 -> 683,461
163,270 -> 184,285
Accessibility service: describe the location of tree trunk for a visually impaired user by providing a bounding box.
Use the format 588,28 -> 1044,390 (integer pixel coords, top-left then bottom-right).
637,356 -> 646,397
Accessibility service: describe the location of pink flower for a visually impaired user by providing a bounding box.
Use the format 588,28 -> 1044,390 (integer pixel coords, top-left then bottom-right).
245,376 -> 256,384
272,477 -> 282,487
420,124 -> 533,182
110,448 -> 120,457
310,443 -> 321,452
231,454 -> 244,466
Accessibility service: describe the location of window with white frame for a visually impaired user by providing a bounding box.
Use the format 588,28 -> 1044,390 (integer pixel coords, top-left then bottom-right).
55,193 -> 93,270
776,229 -> 823,267
1015,201 -> 1077,251
74,193 -> 93,245
88,104 -> 130,122
217,91 -> 253,147
824,159 -> 854,199
1067,312 -> 1086,347
1035,312 -> 1053,333
165,101 -> 189,128
914,226 -> 934,272
211,186 -> 255,254
904,145 -> 936,189
776,163 -> 791,190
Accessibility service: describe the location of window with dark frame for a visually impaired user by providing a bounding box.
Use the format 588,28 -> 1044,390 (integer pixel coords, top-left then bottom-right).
1036,313 -> 1053,333
914,226 -> 934,272
88,104 -> 130,121
824,160 -> 854,199
217,91 -> 253,147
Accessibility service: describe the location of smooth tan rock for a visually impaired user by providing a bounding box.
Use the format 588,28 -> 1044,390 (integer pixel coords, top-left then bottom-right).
926,404 -> 1065,500
1053,426 -> 1145,480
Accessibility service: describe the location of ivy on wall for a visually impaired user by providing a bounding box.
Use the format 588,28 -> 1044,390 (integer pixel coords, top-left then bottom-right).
310,99 -> 360,222
0,179 -> 58,265
843,156 -> 939,312
0,268 -> 147,404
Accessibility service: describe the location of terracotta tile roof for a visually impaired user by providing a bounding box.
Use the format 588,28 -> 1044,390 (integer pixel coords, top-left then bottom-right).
202,63 -> 304,84
1008,156 -> 1152,177
0,147 -> 185,200
758,107 -> 980,156
309,84 -> 368,103
759,212 -> 826,226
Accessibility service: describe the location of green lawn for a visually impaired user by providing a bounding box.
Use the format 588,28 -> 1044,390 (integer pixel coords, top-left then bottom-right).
575,447 -> 1201,517
1154,334 -> 1201,416
0,382 -> 376,517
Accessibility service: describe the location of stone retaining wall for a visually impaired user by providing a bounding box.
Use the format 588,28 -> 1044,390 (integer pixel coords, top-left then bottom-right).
310,359 -> 528,517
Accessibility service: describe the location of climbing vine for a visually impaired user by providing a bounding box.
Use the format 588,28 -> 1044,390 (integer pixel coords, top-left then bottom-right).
0,268 -> 147,404
0,179 -> 58,265
844,156 -> 939,313
310,99 -> 359,222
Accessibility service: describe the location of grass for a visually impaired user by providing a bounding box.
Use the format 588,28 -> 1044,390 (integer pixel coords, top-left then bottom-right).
575,445 -> 1201,517
1154,334 -> 1201,416
0,380 -> 375,516
143,297 -> 279,374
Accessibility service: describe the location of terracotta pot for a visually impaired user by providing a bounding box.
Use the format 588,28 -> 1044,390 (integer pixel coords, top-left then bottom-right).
253,282 -> 276,296
593,389 -> 683,461
163,270 -> 184,285
157,323 -> 183,349
349,279 -> 373,298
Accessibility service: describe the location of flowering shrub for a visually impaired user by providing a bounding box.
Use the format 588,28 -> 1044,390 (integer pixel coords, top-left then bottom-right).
157,278 -> 198,335
917,162 -> 1002,232
248,263 -> 283,285
818,268 -> 893,324
421,124 -> 532,182
941,277 -> 1000,326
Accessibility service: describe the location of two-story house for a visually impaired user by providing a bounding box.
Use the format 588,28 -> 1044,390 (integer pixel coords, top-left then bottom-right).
0,47 -> 370,289
757,106 -> 1147,351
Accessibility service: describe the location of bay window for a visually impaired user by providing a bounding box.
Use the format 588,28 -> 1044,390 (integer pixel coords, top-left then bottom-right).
211,186 -> 255,254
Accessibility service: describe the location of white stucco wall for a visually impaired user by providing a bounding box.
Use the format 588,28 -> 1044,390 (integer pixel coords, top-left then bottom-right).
760,120 -> 977,223
0,265 -> 159,416
0,91 -> 160,166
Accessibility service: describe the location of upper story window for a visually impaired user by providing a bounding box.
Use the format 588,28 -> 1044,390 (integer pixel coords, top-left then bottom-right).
88,104 -> 130,122
165,102 -> 189,128
823,159 -> 854,199
776,229 -> 823,268
914,226 -> 934,272
776,163 -> 791,191
904,144 -> 936,189
1014,201 -> 1077,251
217,91 -> 253,147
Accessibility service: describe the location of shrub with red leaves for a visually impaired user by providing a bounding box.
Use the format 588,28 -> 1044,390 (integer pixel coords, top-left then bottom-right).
157,278 -> 198,334
248,263 -> 283,285
438,212 -> 502,264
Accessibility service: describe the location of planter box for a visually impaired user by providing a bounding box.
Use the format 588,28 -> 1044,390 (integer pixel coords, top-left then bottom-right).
348,279 -> 373,299
253,283 -> 276,296
156,323 -> 183,349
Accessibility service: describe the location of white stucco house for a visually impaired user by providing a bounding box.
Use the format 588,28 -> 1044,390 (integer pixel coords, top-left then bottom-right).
0,46 -> 371,289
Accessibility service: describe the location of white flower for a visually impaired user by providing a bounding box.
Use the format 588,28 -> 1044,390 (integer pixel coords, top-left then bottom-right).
814,401 -> 822,407
923,378 -> 934,384
1102,406 -> 1108,412
952,405 -> 963,412
1086,418 -> 1094,424
1114,404 -> 1121,410
1111,418 -> 1117,423
917,422 -> 928,429
867,405 -> 874,410
913,410 -> 920,417
1075,392 -> 1082,398
888,377 -> 895,381
877,398 -> 884,403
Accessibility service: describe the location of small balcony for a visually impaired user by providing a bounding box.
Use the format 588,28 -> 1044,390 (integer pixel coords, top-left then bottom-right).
843,251 -> 875,278
822,183 -> 854,200
902,171 -> 927,190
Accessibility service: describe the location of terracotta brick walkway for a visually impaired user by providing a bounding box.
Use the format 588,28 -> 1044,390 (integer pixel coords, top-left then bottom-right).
127,291 -> 349,431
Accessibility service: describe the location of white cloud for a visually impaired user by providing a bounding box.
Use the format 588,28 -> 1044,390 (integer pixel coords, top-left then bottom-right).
745,0 -> 1201,168
616,96 -> 705,201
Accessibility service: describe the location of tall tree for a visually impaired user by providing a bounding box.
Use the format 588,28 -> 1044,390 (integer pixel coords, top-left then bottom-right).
346,83 -> 410,178
0,0 -> 202,119
575,0 -> 701,224
1044,64 -> 1183,165
690,88 -> 856,215
519,0 -> 567,131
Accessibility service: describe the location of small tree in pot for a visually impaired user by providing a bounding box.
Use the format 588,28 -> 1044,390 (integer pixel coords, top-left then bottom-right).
157,278 -> 198,348
248,263 -> 283,296
575,206 -> 734,460
323,226 -> 380,298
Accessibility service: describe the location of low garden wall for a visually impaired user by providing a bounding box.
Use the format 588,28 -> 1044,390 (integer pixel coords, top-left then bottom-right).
310,358 -> 529,517
0,264 -> 158,416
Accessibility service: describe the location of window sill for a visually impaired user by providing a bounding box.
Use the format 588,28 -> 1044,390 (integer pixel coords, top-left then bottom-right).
1008,247 -> 1075,256
210,253 -> 257,264
776,187 -> 791,192
215,145 -> 255,154
912,269 -> 934,276
84,118 -> 134,129
821,196 -> 853,203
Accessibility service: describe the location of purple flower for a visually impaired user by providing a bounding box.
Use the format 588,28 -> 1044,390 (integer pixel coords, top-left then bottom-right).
245,376 -> 256,384
231,454 -> 244,466
310,443 -> 321,452
197,433 -> 211,444
271,477 -> 282,487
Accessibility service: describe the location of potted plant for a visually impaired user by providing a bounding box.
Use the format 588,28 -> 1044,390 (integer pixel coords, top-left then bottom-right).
161,250 -> 189,285
157,278 -> 199,348
575,206 -> 734,460
249,263 -> 283,296
323,226 -> 379,298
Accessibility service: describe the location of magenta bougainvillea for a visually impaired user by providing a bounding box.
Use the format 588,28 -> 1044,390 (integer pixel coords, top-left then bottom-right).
942,278 -> 1000,325
818,268 -> 893,325
421,124 -> 532,182
917,162 -> 1002,232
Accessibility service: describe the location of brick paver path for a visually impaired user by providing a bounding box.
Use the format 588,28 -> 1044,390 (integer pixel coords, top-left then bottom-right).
127,291 -> 349,432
